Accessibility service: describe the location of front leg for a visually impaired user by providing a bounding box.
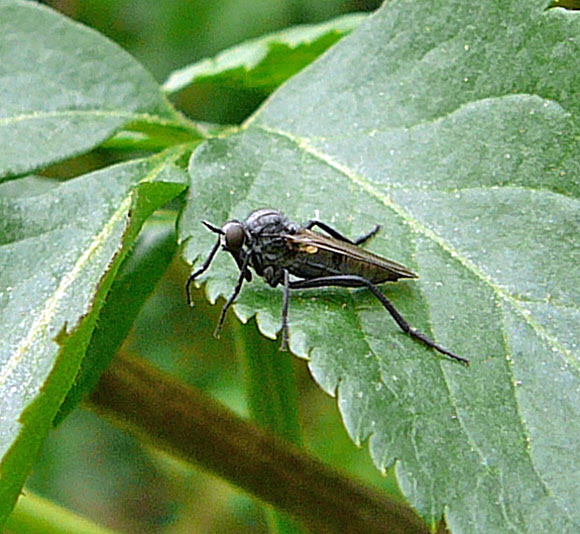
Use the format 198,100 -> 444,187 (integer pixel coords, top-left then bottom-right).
214,253 -> 252,338
289,275 -> 468,364
186,236 -> 221,306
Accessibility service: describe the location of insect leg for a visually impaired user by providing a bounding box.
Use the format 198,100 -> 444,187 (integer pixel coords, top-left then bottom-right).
214,253 -> 252,339
304,220 -> 381,246
289,275 -> 468,364
303,220 -> 356,243
354,225 -> 381,246
186,236 -> 221,306
280,269 -> 290,351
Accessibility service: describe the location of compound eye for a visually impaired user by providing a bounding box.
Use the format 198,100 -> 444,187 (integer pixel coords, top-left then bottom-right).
223,222 -> 245,251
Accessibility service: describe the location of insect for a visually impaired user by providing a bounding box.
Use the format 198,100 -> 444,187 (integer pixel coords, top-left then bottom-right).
186,208 -> 469,365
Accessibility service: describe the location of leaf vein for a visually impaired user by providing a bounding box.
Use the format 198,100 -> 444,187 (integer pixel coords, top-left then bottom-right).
0,154 -> 181,389
253,125 -> 579,373
0,110 -> 182,128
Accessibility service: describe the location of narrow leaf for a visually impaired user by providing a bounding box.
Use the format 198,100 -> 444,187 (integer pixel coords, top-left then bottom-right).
55,215 -> 179,423
0,152 -> 188,523
162,13 -> 366,94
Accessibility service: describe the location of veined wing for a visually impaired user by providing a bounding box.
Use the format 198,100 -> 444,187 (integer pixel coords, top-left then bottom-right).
285,229 -> 417,280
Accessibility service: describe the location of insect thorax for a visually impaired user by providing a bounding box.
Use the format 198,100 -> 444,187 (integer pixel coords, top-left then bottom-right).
244,209 -> 299,286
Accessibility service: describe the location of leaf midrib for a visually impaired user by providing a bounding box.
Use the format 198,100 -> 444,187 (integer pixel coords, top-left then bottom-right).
0,193 -> 132,389
0,151 -> 186,389
0,110 -> 182,128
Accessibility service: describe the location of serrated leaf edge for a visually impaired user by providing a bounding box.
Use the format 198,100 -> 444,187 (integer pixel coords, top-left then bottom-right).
252,124 -> 578,373
0,195 -> 132,390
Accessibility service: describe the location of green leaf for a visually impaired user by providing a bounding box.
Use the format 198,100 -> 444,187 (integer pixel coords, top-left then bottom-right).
162,13 -> 366,95
6,491 -> 118,534
0,151 -> 188,523
0,0 -> 193,181
55,214 -> 179,424
180,1 -> 580,532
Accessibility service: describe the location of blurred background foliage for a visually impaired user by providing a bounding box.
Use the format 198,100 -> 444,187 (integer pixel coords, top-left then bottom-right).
20,1 -> 407,533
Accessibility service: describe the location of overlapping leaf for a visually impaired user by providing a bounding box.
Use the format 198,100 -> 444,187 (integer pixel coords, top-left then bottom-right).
0,154 -> 188,522
181,1 -> 580,531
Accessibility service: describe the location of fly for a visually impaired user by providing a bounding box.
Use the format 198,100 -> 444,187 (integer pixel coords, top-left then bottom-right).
186,208 -> 469,365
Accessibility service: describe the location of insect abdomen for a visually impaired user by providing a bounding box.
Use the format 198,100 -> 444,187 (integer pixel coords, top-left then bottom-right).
289,247 -> 402,283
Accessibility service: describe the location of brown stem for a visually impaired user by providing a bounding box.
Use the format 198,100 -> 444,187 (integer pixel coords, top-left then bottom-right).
87,353 -> 429,534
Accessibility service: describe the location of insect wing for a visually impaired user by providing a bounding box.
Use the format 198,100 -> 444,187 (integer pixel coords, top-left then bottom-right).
285,229 -> 417,280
